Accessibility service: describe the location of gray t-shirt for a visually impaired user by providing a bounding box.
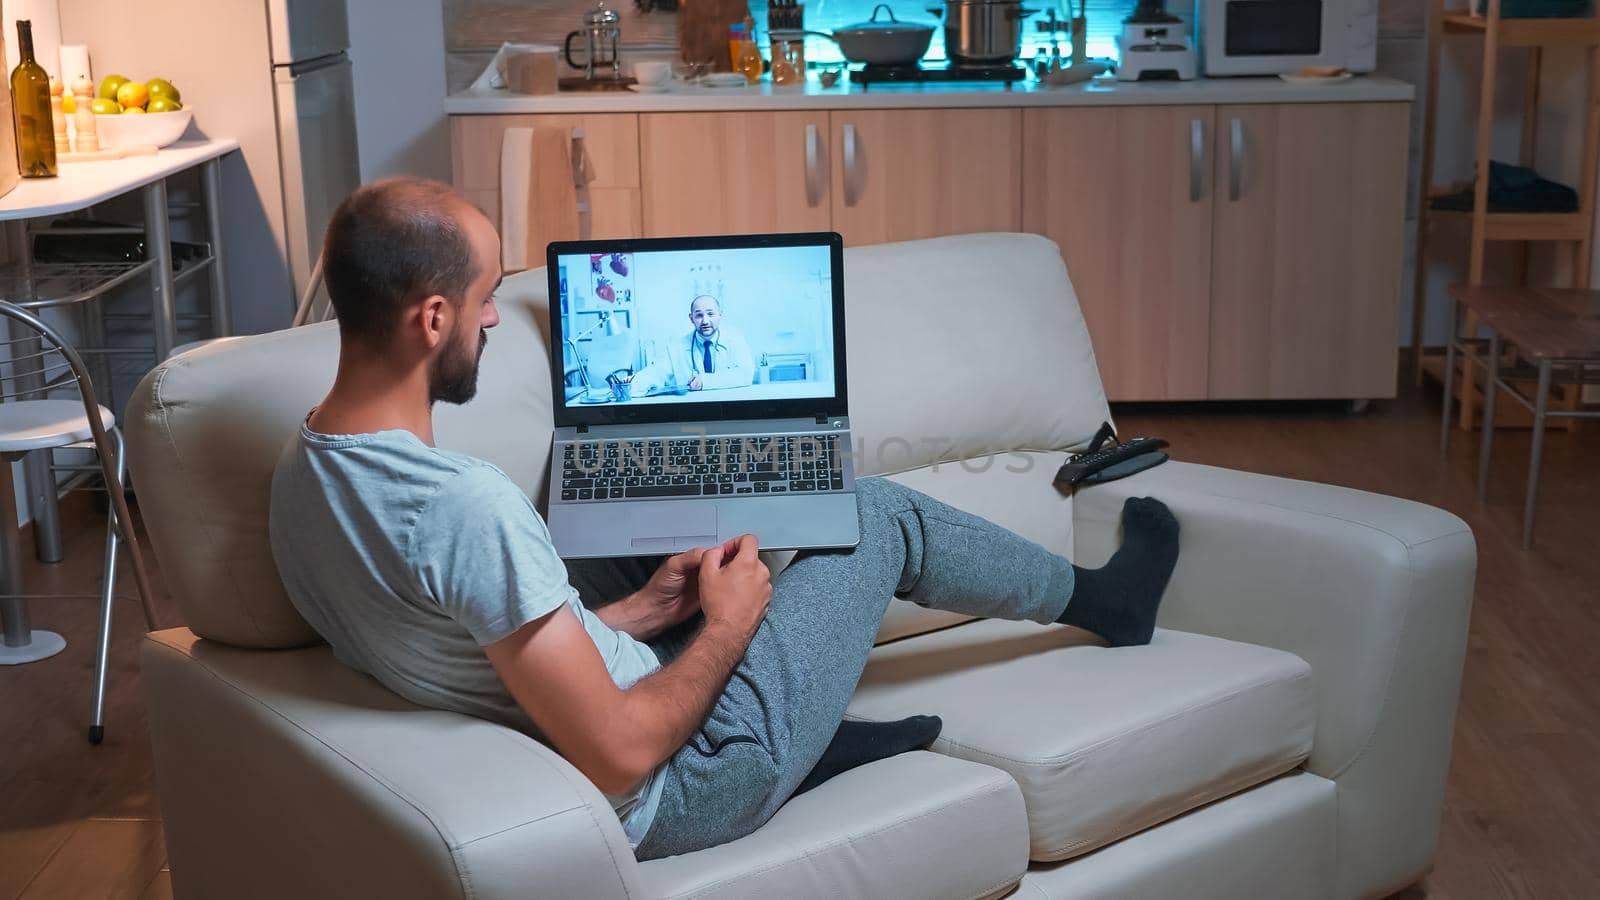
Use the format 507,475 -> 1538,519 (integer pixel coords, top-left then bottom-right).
268,421 -> 664,844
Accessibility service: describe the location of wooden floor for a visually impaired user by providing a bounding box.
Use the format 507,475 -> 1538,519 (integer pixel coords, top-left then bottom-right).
0,379 -> 1596,900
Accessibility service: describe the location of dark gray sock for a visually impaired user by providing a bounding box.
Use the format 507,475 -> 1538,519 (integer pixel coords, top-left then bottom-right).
1057,496 -> 1180,647
794,715 -> 943,795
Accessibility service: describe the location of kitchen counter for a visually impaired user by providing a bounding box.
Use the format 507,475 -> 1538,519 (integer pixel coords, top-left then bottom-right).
0,139 -> 240,220
446,74 -> 1413,115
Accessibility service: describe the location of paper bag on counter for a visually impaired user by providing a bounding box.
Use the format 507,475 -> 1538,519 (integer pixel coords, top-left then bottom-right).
677,0 -> 749,72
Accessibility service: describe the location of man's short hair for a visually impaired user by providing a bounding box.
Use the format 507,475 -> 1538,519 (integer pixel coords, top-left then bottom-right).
322,178 -> 478,344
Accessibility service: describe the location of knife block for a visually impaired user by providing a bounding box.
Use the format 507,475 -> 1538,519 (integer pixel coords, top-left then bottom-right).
677,0 -> 749,72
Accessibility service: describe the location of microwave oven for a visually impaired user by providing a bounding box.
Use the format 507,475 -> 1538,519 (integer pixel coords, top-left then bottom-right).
1198,0 -> 1378,76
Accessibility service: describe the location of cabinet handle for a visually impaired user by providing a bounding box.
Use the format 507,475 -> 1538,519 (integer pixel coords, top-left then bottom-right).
571,128 -> 585,186
805,123 -> 824,208
1229,117 -> 1244,202
843,123 -> 862,208
1189,118 -> 1204,203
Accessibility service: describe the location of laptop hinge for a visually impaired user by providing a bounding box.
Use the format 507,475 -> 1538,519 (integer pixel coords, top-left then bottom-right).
575,424 -> 590,434
815,414 -> 828,424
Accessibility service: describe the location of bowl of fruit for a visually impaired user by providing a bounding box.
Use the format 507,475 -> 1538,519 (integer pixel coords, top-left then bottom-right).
92,76 -> 191,149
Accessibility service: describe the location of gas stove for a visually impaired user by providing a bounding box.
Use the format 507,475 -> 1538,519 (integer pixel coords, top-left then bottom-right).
850,62 -> 1027,89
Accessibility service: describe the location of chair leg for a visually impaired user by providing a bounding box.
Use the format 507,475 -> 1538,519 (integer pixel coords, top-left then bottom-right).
89,483 -> 122,745
88,428 -> 129,745
100,428 -> 158,633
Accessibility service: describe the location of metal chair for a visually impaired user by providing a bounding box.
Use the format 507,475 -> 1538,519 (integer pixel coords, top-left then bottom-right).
0,300 -> 158,744
290,255 -> 330,327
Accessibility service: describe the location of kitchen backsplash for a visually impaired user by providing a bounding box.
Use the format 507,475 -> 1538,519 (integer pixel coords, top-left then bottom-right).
445,0 -> 1428,91
446,0 -> 678,90
443,0 -> 1148,89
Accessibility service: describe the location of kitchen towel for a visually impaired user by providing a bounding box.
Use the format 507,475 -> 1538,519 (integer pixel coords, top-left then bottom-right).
499,126 -> 580,272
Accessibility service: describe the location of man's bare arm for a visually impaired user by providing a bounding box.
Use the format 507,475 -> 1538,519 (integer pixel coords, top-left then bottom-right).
485,535 -> 770,794
594,548 -> 707,641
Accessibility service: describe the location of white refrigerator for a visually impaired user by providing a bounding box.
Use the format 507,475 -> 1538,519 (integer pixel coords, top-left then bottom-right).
60,0 -> 363,333
269,0 -> 362,317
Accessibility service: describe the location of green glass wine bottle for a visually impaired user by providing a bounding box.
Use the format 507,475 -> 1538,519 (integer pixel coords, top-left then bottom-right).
10,19 -> 57,178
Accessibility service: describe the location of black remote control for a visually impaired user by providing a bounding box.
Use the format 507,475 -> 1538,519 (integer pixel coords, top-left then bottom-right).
1054,437 -> 1170,487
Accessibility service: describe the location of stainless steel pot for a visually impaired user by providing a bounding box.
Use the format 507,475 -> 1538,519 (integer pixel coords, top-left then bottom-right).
801,4 -> 936,67
939,0 -> 1034,64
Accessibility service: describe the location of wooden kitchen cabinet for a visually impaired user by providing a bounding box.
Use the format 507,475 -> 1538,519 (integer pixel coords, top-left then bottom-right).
829,109 -> 1022,245
1207,103 -> 1408,399
640,112 -> 832,237
1022,106 -> 1215,400
449,113 -> 642,239
449,96 -> 1408,402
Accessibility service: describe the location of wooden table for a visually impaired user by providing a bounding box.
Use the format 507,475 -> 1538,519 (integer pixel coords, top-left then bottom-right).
1440,285 -> 1600,549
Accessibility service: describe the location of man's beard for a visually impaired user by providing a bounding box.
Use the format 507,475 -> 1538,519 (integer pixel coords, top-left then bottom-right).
429,328 -> 488,406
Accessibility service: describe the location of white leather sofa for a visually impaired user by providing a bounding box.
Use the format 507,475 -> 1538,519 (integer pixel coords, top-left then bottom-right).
127,234 -> 1475,900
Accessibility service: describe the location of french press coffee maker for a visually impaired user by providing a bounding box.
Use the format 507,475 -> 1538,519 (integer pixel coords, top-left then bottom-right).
564,2 -> 624,81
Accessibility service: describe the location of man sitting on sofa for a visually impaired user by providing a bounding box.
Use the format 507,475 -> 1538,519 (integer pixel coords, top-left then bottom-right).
269,177 -> 1181,860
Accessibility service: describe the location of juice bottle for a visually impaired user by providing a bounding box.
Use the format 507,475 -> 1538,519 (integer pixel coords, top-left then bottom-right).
728,22 -> 747,71
736,16 -> 763,83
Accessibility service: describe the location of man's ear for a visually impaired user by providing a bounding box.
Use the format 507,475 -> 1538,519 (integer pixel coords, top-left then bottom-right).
419,294 -> 451,350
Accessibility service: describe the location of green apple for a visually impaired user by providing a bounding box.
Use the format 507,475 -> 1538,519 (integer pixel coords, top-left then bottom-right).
147,78 -> 180,103
90,97 -> 120,115
97,74 -> 129,101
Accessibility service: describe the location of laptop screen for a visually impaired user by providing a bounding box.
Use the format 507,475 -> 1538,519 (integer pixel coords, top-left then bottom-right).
547,233 -> 846,428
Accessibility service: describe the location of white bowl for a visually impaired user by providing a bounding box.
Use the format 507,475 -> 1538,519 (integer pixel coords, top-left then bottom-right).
94,106 -> 194,149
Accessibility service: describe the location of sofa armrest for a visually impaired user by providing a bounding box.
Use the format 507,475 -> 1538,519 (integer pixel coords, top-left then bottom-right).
142,630 -> 644,900
1071,461 -> 1475,899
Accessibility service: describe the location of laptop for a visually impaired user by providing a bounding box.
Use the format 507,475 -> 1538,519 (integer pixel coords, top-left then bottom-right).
544,232 -> 860,559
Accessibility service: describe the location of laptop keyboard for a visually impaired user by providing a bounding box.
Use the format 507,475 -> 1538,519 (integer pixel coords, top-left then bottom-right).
558,434 -> 845,502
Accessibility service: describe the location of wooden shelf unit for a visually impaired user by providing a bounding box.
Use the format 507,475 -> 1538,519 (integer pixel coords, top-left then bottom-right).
1425,208 -> 1592,241
1440,11 -> 1600,45
1409,0 -> 1600,431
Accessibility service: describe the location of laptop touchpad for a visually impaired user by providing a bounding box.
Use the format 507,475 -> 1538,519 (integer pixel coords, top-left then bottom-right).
630,500 -> 717,549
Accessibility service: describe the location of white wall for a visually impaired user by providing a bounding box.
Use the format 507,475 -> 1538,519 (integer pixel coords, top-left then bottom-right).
348,0 -> 451,182
60,0 -> 294,338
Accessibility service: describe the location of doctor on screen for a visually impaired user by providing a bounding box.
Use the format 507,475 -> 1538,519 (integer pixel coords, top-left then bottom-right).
629,295 -> 756,393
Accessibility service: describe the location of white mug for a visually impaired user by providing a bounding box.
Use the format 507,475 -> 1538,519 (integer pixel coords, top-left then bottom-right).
632,60 -> 673,89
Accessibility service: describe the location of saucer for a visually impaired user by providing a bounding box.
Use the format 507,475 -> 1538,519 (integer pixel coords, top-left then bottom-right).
701,72 -> 750,88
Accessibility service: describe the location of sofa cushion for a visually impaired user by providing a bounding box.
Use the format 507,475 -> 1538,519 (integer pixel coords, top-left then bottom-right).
637,751 -> 1029,900
839,233 -> 1108,477
847,622 -> 1315,862
1014,772 -> 1337,900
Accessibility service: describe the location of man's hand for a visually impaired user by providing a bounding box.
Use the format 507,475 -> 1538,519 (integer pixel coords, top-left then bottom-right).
487,536 -> 772,797
698,534 -> 770,644
687,375 -> 704,391
599,549 -> 708,640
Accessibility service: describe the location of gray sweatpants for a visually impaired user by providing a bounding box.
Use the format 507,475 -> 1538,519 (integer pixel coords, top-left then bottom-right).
631,476 -> 1076,859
